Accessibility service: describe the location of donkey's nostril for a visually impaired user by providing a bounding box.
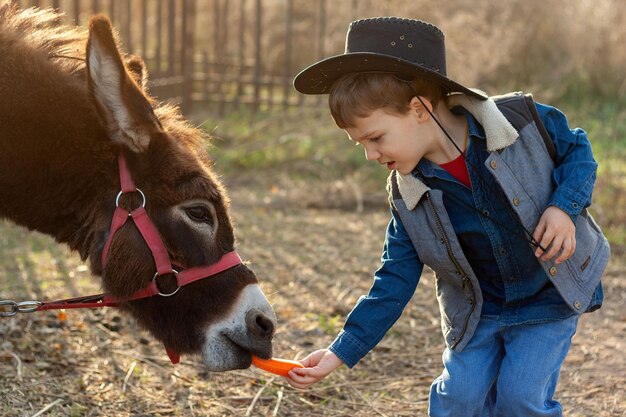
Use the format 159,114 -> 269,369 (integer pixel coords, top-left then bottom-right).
246,309 -> 275,339
256,314 -> 274,334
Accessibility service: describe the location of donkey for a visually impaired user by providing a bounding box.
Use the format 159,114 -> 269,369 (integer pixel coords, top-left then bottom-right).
0,3 -> 276,371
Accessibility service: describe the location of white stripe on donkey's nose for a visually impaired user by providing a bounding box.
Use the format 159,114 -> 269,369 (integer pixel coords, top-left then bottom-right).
201,284 -> 277,371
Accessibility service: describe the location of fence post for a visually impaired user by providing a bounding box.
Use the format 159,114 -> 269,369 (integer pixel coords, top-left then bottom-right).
253,0 -> 262,116
202,51 -> 210,103
141,0 -> 147,57
235,0 -> 246,109
283,0 -> 293,110
72,0 -> 80,25
181,0 -> 195,114
155,0 -> 163,75
316,0 -> 326,106
213,0 -> 225,116
123,0 -> 132,52
108,0 -> 115,26
167,0 -> 176,76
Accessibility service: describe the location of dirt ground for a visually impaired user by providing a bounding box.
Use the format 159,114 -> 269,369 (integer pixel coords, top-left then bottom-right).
1,180 -> 624,417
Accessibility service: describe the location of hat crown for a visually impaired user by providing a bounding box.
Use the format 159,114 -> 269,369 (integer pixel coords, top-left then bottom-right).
345,17 -> 447,76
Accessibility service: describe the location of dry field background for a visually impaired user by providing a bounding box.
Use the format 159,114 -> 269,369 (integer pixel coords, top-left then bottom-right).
1,179 -> 624,416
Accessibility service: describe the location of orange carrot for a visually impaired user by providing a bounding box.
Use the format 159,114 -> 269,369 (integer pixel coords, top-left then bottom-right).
251,355 -> 304,377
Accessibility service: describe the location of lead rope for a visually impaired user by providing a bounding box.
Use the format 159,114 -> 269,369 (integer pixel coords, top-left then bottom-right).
413,95 -> 548,252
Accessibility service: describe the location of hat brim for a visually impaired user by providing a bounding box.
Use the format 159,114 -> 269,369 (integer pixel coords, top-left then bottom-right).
293,52 -> 487,100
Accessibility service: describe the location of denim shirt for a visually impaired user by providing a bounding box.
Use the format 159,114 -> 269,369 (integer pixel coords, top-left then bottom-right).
330,102 -> 603,368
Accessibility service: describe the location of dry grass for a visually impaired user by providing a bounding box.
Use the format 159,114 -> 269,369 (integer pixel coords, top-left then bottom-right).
1,181 -> 624,416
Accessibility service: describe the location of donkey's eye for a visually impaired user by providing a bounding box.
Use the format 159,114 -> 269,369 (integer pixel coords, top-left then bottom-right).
185,206 -> 212,224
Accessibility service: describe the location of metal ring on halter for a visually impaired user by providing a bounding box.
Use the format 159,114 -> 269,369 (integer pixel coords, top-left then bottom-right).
152,269 -> 180,297
115,188 -> 146,209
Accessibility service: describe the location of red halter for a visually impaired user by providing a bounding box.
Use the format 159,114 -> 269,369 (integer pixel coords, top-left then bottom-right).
35,153 -> 243,364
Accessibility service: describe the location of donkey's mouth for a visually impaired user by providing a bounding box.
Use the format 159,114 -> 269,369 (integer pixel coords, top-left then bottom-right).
224,334 -> 257,366
201,331 -> 272,371
200,284 -> 276,371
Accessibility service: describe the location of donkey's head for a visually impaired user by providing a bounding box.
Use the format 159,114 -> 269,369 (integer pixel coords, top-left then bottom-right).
84,16 -> 275,370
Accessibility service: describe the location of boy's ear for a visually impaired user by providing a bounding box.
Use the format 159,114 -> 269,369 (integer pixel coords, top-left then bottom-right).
410,96 -> 433,122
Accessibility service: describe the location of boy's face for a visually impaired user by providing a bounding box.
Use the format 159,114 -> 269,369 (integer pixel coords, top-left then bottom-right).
345,107 -> 427,175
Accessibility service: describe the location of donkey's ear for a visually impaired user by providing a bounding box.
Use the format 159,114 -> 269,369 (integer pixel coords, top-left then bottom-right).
124,54 -> 149,91
86,15 -> 162,153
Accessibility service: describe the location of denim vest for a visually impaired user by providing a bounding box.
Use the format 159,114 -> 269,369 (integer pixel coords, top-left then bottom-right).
388,93 -> 610,352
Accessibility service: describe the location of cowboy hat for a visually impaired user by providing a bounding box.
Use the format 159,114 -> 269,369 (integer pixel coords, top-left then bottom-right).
293,17 -> 487,100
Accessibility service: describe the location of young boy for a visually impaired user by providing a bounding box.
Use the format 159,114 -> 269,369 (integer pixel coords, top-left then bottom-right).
286,17 -> 609,416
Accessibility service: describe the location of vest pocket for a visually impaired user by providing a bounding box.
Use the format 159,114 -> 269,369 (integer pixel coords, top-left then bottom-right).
542,210 -> 607,311
566,211 -> 603,294
435,273 -> 464,332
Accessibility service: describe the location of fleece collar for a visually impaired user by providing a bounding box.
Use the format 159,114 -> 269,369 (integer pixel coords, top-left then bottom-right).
395,93 -> 519,210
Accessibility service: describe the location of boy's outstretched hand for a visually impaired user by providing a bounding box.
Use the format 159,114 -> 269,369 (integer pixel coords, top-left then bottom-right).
532,206 -> 576,264
286,349 -> 344,389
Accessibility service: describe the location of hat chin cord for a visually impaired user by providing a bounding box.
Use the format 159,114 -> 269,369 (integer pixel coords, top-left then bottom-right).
414,95 -> 466,157
401,81 -> 547,252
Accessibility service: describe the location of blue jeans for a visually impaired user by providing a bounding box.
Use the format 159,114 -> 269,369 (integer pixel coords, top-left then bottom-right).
428,314 -> 579,417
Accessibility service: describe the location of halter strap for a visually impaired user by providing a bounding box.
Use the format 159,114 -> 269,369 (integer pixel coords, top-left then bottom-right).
37,251 -> 242,308
35,153 -> 243,364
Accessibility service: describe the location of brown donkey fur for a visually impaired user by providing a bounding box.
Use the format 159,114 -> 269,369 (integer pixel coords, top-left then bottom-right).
0,3 -> 275,369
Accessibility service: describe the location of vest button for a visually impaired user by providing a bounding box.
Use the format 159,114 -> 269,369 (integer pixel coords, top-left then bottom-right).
549,266 -> 558,276
490,160 -> 497,169
574,300 -> 582,309
513,197 -> 520,206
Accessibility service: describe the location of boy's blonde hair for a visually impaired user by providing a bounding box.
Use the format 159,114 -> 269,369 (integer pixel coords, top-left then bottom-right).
329,73 -> 445,129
